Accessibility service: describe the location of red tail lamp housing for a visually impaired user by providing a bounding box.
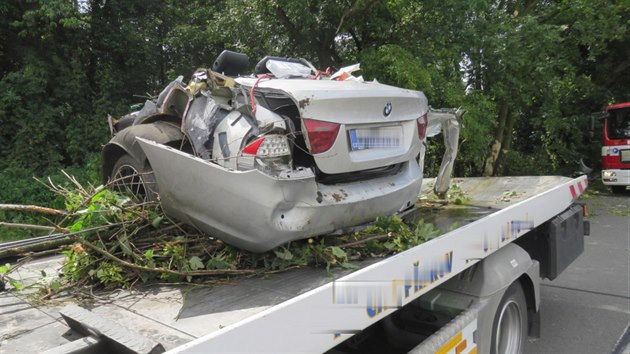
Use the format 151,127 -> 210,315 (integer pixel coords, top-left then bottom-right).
303,119 -> 341,154
241,137 -> 265,155
417,113 -> 428,140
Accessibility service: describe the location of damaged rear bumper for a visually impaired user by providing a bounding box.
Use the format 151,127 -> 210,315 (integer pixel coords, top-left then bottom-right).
137,138 -> 422,252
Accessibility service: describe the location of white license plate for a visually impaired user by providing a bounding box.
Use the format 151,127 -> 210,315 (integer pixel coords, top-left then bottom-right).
349,126 -> 402,151
621,149 -> 630,163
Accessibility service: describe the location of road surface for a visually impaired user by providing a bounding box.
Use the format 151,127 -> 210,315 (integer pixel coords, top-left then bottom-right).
525,191 -> 630,354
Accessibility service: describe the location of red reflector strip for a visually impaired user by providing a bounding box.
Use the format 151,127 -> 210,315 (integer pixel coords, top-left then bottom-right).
577,181 -> 584,193
570,185 -> 577,199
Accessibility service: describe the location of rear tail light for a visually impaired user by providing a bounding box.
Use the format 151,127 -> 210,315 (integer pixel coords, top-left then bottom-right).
240,134 -> 292,175
242,135 -> 291,157
303,119 -> 341,154
417,113 -> 428,140
241,137 -> 265,155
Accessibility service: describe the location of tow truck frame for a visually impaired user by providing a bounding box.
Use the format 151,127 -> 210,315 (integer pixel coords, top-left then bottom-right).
0,175 -> 588,354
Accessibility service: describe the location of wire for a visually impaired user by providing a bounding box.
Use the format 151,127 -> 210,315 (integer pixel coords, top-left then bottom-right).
250,74 -> 271,115
312,67 -> 331,80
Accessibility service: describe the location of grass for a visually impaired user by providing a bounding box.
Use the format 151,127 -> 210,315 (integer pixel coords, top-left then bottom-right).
612,210 -> 630,216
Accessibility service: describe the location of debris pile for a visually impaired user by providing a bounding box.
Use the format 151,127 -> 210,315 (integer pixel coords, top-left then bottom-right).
0,173 -> 443,297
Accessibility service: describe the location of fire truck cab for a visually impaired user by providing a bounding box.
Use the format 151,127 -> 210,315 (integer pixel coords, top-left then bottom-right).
601,102 -> 630,193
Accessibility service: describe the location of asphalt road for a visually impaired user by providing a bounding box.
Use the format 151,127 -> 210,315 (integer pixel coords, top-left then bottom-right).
525,190 -> 630,354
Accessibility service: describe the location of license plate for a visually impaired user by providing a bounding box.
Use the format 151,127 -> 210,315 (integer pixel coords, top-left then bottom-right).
349,126 -> 402,151
621,149 -> 630,163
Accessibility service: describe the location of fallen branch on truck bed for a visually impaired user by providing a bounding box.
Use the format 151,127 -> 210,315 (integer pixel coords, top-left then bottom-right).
0,173 -> 446,300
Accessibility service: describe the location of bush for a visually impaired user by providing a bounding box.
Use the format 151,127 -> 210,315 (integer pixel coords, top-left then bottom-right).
0,154 -> 100,241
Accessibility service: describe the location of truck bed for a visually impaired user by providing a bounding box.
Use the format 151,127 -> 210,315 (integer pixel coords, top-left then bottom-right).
0,176 -> 587,353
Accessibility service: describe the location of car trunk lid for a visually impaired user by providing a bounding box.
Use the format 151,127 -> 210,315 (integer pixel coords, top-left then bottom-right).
242,79 -> 428,174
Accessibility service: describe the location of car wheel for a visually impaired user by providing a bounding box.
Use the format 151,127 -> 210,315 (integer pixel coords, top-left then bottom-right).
611,186 -> 627,194
490,281 -> 527,354
110,154 -> 158,201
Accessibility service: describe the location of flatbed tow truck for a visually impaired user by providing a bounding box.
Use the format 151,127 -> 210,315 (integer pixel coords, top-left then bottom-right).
0,175 -> 588,354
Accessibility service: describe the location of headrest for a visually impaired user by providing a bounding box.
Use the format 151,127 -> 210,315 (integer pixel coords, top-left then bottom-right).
212,50 -> 250,76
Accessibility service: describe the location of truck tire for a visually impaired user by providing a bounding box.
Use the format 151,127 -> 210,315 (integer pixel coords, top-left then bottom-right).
490,281 -> 527,354
110,154 -> 158,201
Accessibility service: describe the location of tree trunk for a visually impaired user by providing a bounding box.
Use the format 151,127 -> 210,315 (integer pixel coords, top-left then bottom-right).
495,109 -> 516,175
483,102 -> 510,176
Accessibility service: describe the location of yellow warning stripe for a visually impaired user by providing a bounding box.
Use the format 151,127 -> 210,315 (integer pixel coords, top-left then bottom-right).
456,339 -> 467,354
435,332 -> 462,354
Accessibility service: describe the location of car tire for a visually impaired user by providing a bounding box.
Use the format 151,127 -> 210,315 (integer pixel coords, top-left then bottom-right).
490,281 -> 527,354
611,186 -> 627,194
110,154 -> 158,201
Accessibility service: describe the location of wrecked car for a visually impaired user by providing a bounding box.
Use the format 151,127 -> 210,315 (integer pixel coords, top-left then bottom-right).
102,50 -> 462,252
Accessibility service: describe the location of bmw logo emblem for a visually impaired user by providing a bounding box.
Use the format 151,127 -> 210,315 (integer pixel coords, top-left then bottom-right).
383,103 -> 393,117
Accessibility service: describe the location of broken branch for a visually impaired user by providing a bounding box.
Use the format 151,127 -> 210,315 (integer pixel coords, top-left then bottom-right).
339,233 -> 390,248
0,204 -> 69,216
76,236 -> 256,277
0,221 -> 68,232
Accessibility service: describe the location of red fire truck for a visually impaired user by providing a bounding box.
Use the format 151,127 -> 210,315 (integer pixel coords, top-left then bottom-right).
601,102 -> 630,193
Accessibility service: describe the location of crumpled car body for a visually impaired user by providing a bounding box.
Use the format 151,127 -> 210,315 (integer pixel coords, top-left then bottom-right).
102,51 -> 461,252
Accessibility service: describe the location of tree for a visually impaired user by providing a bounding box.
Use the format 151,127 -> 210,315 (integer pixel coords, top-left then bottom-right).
450,0 -> 629,176
1,0 -> 628,206
0,0 -> 92,170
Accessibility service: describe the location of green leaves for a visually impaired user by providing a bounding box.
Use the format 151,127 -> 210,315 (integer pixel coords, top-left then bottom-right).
95,262 -> 126,287
0,263 -> 24,290
0,263 -> 9,274
274,248 -> 294,261
188,256 -> 204,271
1,171 -> 450,292
367,215 -> 443,253
361,45 -> 432,93
206,253 -> 233,270
151,216 -> 164,229
329,246 -> 345,259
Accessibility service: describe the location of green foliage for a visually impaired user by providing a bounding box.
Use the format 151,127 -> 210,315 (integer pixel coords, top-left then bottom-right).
1,263 -> 24,290
205,252 -> 234,270
94,262 -> 126,287
500,150 -> 553,176
1,174 -> 447,291
61,246 -> 92,282
365,215 -> 442,253
455,92 -> 497,176
0,263 -> 20,290
361,45 -> 432,93
0,163 -> 100,241
1,0 -> 628,211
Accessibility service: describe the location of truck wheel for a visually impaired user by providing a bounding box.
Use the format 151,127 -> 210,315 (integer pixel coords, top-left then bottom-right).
491,281 -> 527,354
611,186 -> 627,194
110,154 -> 158,201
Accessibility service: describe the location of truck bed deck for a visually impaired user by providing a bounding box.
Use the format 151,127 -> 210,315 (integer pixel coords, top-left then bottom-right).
0,176 -> 587,353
